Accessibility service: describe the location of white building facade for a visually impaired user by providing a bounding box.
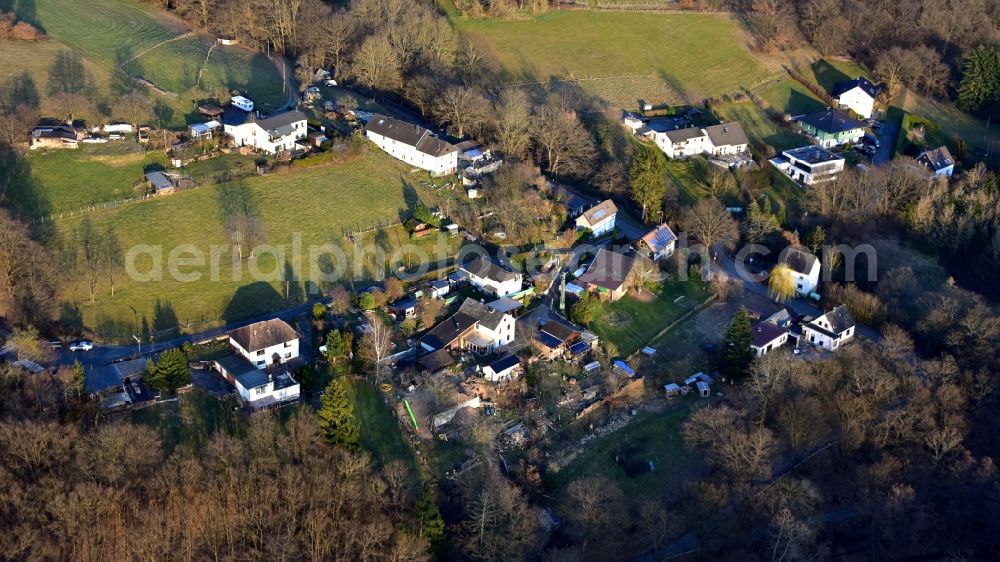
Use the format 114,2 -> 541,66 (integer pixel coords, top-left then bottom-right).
365,114 -> 458,175
225,110 -> 307,154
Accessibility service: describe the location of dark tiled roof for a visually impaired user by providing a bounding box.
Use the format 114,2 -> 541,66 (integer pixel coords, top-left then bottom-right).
704,122 -> 749,147
221,106 -> 252,126
807,304 -> 856,338
639,223 -> 677,253
418,348 -> 454,372
664,127 -> 705,143
457,298 -> 506,331
365,113 -> 457,158
216,354 -> 269,389
781,247 -> 818,275
832,76 -> 882,99
419,298 -> 508,350
797,109 -> 866,134
917,146 -> 954,171
461,257 -> 520,283
751,321 -> 789,347
579,199 -> 618,227
540,320 -> 578,344
257,110 -> 306,134
577,249 -> 634,292
228,318 -> 297,353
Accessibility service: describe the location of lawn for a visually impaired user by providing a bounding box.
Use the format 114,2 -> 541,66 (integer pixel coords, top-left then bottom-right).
52,149 -> 446,339
590,279 -> 710,356
343,376 -> 419,474
457,12 -> 771,106
802,58 -> 872,92
898,91 -> 999,156
26,143 -> 168,213
7,0 -> 284,124
712,99 -> 810,152
664,157 -> 711,207
548,401 -> 701,506
758,79 -> 826,116
131,388 -> 245,452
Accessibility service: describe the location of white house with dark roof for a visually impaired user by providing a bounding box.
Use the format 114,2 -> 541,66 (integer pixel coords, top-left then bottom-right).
575,199 -> 618,237
832,77 -> 882,119
779,246 -> 821,297
228,318 -> 299,368
224,108 -> 307,154
482,354 -> 521,382
802,305 -> 856,350
916,146 -> 955,177
461,257 -> 523,297
750,320 -> 790,357
419,298 -> 515,354
652,126 -> 709,159
364,113 -> 458,175
703,122 -> 750,156
770,146 -> 845,186
635,223 -> 677,261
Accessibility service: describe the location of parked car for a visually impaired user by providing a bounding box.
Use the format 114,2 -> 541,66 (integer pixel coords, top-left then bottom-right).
69,340 -> 93,351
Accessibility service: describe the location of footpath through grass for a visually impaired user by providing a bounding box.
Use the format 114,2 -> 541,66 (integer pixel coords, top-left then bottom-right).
590,279 -> 710,356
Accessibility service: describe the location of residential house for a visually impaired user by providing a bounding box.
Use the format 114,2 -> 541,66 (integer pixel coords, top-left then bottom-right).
635,223 -> 677,261
780,246 -> 821,297
796,109 -> 866,148
482,354 -> 520,382
85,357 -> 150,395
770,146 -> 845,186
535,319 -> 581,360
750,320 -> 790,357
802,305 -> 856,350
832,77 -> 881,119
227,318 -> 299,368
487,296 -> 524,315
575,199 -> 618,238
225,109 -> 308,154
29,122 -> 79,149
460,257 -> 523,297
652,127 -> 709,159
214,354 -> 300,407
364,113 -> 458,175
577,248 -> 635,302
704,122 -> 750,156
419,298 -> 515,354
916,146 -> 955,177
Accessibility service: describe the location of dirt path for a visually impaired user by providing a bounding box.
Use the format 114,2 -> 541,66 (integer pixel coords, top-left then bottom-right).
119,31 -> 196,67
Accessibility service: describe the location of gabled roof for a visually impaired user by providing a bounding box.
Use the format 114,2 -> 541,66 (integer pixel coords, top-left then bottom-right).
704,122 -> 749,148
577,248 -> 634,292
807,304 -> 856,338
256,110 -> 306,137
781,247 -> 818,275
365,113 -> 457,158
797,109 -> 866,134
578,199 -> 618,228
638,223 -> 677,254
486,354 -> 520,374
461,257 -> 520,283
145,171 -> 173,191
663,127 -> 706,143
487,297 -> 523,314
832,76 -> 882,99
419,298 -> 509,351
540,320 -> 579,345
418,348 -> 454,372
750,321 -> 789,348
32,122 -> 77,140
229,318 -> 297,353
917,146 -> 954,171
457,298 -> 507,331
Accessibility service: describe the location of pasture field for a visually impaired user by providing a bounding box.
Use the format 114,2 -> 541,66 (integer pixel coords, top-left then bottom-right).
6,0 -> 284,124
457,12 -> 771,107
52,150 -> 442,336
712,99 -> 809,152
899,91 -> 999,156
26,143 -> 168,213
757,79 -> 826,116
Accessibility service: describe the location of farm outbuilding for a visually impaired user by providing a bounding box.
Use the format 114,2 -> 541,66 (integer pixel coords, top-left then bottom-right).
664,383 -> 681,397
696,381 -> 710,397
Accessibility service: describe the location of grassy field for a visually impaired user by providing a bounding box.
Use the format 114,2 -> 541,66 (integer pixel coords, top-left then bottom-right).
6,0 -> 284,125
713,99 -> 809,152
344,376 -> 418,473
899,91 -> 999,155
131,388 -> 245,452
664,157 -> 711,207
457,12 -> 771,107
52,149 -> 449,337
548,401 -> 701,510
803,58 -> 872,91
26,143 -> 168,212
590,279 -> 710,356
758,80 -> 826,116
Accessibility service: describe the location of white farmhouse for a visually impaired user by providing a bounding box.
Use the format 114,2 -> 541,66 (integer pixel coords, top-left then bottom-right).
802,305 -> 856,351
704,122 -> 750,156
213,318 -> 301,407
365,113 -> 458,175
461,257 -> 523,297
419,298 -> 516,355
228,318 -> 300,368
652,127 -> 709,159
575,199 -> 618,238
832,77 -> 881,119
916,146 -> 955,177
770,146 -> 845,186
779,246 -> 821,297
224,109 -> 308,154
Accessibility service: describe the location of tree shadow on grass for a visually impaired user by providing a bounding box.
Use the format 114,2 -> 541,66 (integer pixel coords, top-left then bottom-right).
220,281 -> 285,324
810,60 -> 852,92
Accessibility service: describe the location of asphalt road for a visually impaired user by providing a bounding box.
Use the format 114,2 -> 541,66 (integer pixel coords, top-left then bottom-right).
873,118 -> 899,166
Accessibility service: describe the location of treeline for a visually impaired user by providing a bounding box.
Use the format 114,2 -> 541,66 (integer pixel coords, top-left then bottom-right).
0,370 -> 431,561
